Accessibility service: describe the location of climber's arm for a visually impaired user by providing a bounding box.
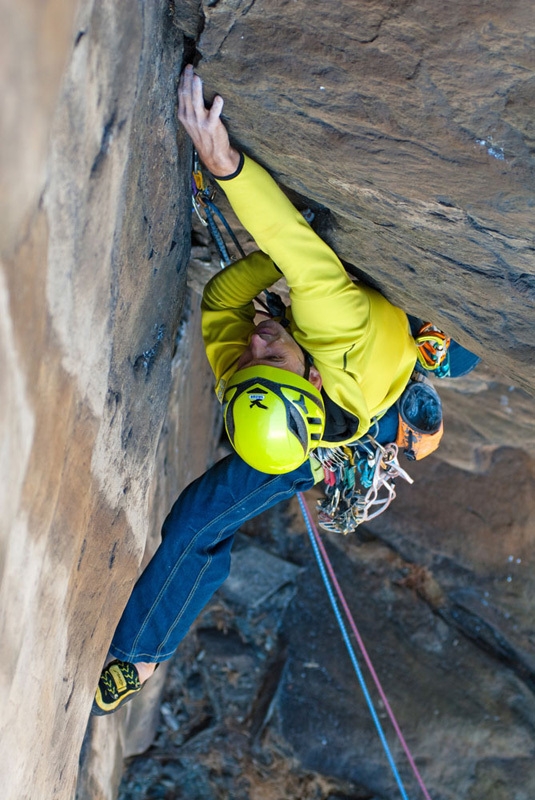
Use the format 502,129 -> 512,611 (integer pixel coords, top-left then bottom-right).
178,66 -> 366,357
201,251 -> 283,399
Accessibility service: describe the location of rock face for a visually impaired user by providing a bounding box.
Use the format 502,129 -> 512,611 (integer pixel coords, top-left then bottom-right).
1,2 -> 217,799
198,0 -> 535,392
1,1 -> 534,800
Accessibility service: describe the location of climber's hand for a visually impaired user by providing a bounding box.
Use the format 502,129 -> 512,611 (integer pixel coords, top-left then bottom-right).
178,64 -> 240,176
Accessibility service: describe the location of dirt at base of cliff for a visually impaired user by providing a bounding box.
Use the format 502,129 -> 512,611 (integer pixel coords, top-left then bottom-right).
117,444 -> 535,800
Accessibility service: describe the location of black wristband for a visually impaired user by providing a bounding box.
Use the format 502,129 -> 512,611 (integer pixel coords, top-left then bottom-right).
211,151 -> 245,181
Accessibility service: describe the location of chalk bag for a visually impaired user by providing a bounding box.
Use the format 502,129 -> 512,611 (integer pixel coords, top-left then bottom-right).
396,379 -> 443,461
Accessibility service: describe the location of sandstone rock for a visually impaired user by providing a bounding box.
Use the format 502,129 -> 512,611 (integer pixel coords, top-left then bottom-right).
0,0 -> 77,255
0,2 -> 217,799
76,288 -> 221,800
437,367 -> 535,471
220,544 -> 303,609
198,0 -> 535,392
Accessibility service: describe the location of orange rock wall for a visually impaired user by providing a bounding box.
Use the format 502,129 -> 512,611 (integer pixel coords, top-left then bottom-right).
1,2 -> 217,798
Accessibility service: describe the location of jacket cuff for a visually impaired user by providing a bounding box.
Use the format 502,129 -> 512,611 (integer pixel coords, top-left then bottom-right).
211,152 -> 245,181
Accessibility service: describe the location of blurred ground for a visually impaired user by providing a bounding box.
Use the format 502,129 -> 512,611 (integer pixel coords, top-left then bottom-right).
117,439 -> 535,800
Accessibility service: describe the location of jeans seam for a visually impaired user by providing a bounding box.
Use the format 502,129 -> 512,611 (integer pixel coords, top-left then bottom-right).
131,474 -> 285,655
154,480 -> 305,658
127,472 -> 311,661
155,483 -> 295,658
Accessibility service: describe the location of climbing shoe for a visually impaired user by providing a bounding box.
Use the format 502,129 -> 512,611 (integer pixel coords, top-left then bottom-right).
91,660 -> 142,716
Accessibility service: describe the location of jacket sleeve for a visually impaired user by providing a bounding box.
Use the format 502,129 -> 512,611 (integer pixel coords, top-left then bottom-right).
213,155 -> 371,365
201,250 -> 281,400
205,154 -> 416,434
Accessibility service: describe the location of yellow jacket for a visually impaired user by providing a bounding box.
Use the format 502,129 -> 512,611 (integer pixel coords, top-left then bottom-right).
201,155 -> 417,446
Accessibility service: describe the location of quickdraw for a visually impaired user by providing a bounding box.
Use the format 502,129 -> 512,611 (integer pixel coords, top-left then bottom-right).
191,151 -> 289,325
313,434 -> 414,535
192,151 -> 246,267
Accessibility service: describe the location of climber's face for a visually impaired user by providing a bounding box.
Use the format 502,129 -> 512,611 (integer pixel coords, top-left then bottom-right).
235,320 -> 323,391
236,320 -> 306,376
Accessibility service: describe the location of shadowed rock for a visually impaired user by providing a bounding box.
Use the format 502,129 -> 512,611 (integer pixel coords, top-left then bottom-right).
198,0 -> 535,391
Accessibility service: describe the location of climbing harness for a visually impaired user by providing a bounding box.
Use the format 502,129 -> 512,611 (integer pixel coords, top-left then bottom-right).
313,433 -> 414,535
297,492 -> 433,800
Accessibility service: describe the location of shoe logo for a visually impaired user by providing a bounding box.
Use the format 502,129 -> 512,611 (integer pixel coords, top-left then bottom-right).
109,664 -> 127,692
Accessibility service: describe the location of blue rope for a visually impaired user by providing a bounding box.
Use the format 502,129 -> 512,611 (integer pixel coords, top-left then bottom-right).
203,203 -> 232,266
297,493 -> 411,800
203,197 -> 246,260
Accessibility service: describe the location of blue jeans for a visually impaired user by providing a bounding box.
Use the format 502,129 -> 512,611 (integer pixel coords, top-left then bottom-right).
109,453 -> 316,663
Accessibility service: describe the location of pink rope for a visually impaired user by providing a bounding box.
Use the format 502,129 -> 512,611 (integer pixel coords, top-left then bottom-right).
298,492 -> 433,800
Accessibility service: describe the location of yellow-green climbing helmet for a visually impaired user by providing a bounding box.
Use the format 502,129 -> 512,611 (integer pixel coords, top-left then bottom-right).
223,365 -> 325,474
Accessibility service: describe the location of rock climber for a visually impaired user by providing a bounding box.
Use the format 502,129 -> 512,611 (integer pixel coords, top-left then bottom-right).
91,64 -> 477,715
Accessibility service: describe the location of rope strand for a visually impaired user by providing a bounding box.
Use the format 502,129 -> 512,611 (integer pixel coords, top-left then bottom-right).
297,493 -> 411,800
298,492 -> 433,800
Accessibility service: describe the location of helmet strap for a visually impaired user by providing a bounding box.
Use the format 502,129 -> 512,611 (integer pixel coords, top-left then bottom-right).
301,347 -> 314,381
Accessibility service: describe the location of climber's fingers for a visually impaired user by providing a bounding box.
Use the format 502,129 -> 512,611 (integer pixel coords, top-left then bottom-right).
209,94 -> 224,126
190,67 -> 205,119
178,64 -> 198,125
178,65 -> 214,131
178,64 -> 240,177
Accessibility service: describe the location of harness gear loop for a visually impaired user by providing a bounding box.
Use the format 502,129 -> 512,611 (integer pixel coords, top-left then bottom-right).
313,436 -> 414,535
